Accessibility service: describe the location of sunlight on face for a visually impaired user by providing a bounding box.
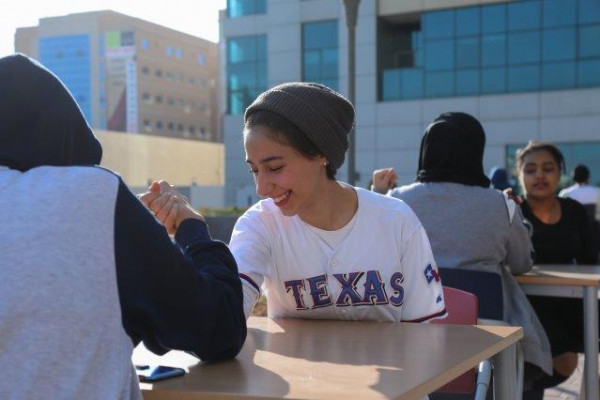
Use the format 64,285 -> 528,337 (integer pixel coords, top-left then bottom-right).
244,125 -> 327,217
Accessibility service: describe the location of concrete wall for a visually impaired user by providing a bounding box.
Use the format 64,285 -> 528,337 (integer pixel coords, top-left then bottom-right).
96,130 -> 224,188
378,0 -> 514,15
190,185 -> 225,209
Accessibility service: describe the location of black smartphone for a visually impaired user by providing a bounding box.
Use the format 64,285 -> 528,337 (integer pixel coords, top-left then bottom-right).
136,365 -> 185,382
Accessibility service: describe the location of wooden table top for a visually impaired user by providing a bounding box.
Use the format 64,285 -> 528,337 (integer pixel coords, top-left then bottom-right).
133,317 -> 522,400
515,264 -> 600,287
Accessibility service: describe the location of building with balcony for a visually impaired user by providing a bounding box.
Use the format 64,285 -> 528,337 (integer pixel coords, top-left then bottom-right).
16,10 -> 220,142
221,0 -> 600,206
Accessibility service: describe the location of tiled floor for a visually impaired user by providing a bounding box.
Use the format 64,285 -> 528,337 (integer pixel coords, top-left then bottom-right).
543,354 -> 592,399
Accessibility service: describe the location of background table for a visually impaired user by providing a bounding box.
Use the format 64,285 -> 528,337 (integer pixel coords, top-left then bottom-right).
516,264 -> 600,400
133,316 -> 522,400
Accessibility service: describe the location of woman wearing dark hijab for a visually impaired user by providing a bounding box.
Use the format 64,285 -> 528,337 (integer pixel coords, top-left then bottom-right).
372,112 -> 552,389
0,54 -> 246,399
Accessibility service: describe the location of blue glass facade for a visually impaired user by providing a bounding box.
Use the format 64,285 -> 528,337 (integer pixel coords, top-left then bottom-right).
302,20 -> 339,90
227,0 -> 266,18
380,0 -> 600,101
227,35 -> 267,115
39,35 -> 92,123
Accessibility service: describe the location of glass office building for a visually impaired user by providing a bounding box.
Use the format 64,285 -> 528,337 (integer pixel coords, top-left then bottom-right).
222,0 -> 600,206
379,0 -> 600,101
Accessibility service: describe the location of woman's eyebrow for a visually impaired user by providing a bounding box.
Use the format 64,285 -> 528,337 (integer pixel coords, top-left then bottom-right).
246,155 -> 284,165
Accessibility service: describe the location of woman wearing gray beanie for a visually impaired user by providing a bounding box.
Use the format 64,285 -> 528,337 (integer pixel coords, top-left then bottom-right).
227,82 -> 445,322
145,82 -> 446,324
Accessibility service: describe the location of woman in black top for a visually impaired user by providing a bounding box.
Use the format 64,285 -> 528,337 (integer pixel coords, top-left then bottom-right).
517,141 -> 598,398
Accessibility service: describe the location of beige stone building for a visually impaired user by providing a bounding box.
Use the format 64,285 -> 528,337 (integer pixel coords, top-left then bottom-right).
96,130 -> 225,208
96,130 -> 224,188
16,10 -> 219,142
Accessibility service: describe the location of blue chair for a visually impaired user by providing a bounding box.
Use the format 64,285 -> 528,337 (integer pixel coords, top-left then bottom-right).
437,267 -> 524,400
438,268 -> 503,320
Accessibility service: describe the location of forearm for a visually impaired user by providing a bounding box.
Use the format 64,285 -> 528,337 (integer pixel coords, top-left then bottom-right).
114,180 -> 246,361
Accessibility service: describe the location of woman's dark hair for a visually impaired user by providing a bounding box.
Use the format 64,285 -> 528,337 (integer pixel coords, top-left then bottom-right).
244,110 -> 336,179
515,141 -> 565,174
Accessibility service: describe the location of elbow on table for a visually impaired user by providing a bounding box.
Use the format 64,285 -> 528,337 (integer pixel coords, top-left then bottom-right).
192,314 -> 248,362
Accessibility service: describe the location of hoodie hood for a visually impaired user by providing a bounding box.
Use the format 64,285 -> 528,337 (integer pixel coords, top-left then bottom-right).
0,53 -> 102,171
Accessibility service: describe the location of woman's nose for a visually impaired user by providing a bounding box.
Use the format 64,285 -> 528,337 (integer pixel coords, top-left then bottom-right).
255,173 -> 273,197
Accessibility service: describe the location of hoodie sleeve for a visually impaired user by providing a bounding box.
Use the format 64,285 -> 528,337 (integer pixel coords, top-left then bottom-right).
113,178 -> 246,361
505,206 -> 535,275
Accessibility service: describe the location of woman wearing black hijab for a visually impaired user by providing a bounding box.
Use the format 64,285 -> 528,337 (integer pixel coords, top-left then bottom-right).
0,54 -> 246,399
372,112 -> 552,391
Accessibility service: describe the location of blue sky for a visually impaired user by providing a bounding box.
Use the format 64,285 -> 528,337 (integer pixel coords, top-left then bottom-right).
0,0 -> 226,56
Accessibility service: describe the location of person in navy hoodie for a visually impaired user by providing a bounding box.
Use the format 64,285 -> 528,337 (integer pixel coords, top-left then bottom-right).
0,53 -> 246,399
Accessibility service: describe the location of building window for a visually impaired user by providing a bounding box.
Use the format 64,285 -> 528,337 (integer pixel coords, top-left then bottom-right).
377,0 -> 600,101
226,34 -> 267,115
141,66 -> 149,74
302,20 -> 339,90
227,0 -> 266,18
155,69 -> 163,78
156,121 -> 163,130
39,34 -> 92,123
155,95 -> 163,103
168,122 -> 175,131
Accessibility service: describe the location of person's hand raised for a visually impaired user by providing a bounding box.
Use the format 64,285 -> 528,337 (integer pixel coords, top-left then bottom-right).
138,180 -> 205,235
372,167 -> 397,194
503,187 -> 524,205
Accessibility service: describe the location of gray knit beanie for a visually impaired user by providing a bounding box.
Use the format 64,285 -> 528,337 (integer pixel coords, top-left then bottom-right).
244,82 -> 355,170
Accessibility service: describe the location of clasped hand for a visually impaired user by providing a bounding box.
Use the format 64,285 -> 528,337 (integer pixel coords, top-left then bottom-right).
138,181 -> 205,235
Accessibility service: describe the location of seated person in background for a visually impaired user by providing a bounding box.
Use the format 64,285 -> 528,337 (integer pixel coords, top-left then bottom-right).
489,165 -> 514,192
371,112 -> 552,391
0,54 -> 246,399
516,142 -> 599,398
142,82 -> 446,326
559,164 -> 600,221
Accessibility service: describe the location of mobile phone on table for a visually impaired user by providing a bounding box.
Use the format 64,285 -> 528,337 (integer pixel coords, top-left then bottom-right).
136,365 -> 185,382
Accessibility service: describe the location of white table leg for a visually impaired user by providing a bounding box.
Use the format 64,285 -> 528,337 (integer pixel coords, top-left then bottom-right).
492,342 -> 517,400
583,286 -> 599,400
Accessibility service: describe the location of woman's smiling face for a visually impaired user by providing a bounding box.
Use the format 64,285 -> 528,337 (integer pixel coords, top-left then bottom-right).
519,149 -> 561,201
244,124 -> 327,217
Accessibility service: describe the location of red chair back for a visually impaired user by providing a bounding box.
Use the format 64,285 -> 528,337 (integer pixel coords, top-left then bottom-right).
431,286 -> 479,394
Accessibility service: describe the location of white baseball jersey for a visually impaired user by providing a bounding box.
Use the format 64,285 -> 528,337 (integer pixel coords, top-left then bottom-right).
230,187 -> 446,322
